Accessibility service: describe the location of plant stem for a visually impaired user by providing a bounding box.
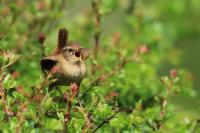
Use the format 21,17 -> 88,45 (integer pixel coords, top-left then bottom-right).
92,109 -> 121,133
92,0 -> 101,59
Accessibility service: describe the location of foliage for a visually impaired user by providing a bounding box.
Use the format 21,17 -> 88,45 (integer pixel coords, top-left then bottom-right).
0,0 -> 199,132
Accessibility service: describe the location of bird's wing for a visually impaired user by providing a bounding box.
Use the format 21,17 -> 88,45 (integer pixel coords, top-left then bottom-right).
40,56 -> 58,72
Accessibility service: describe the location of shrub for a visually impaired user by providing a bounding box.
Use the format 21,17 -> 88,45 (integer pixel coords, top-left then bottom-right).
0,0 -> 199,132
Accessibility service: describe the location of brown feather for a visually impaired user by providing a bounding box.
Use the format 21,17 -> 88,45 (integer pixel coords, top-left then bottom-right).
53,28 -> 68,55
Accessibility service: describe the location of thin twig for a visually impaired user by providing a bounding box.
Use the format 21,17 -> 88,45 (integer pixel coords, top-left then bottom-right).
63,84 -> 79,133
92,0 -> 101,59
91,0 -> 102,74
40,90 -> 49,105
92,109 -> 121,133
159,79 -> 173,118
77,98 -> 93,133
63,93 -> 71,133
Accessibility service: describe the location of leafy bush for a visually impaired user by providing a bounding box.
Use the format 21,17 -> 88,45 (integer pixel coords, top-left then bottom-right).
0,0 -> 199,132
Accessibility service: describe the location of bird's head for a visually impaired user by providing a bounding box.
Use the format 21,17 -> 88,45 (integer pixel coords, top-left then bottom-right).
61,42 -> 91,64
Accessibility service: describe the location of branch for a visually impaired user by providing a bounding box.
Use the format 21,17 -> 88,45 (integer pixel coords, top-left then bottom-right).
63,84 -> 80,133
76,98 -> 93,133
92,0 -> 101,59
92,109 -> 121,133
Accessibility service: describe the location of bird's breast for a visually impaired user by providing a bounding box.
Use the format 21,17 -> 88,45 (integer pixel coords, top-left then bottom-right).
57,61 -> 86,85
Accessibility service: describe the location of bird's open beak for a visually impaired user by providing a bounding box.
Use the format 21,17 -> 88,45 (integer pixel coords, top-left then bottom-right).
75,50 -> 81,58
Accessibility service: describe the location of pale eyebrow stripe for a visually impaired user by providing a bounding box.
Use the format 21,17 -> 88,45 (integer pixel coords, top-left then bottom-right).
62,47 -> 68,51
63,47 -> 76,52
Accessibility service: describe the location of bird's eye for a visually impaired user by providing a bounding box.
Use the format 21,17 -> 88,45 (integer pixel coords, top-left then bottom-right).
62,48 -> 74,53
69,48 -> 73,52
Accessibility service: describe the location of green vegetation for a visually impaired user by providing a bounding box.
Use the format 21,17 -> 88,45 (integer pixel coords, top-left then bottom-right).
0,0 -> 199,132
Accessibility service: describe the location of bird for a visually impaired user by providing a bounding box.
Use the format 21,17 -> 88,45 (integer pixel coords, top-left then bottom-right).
40,28 -> 90,89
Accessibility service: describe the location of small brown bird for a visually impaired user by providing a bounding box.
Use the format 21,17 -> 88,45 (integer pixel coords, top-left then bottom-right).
40,28 -> 90,88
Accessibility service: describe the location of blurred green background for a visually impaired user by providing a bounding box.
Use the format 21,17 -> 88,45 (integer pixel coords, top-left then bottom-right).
66,0 -> 200,119
141,0 -> 200,118
146,0 -> 200,117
